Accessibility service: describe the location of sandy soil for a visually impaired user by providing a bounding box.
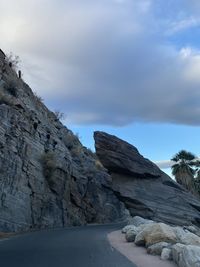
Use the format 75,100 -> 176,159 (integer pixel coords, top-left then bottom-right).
0,232 -> 14,239
108,230 -> 177,267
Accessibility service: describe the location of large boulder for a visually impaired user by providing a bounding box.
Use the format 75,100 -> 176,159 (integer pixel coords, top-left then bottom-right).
174,227 -> 200,246
161,248 -> 172,261
94,131 -> 200,227
94,131 -> 160,177
123,222 -> 152,242
172,243 -> 186,265
180,232 -> 200,246
134,223 -> 177,247
147,242 -> 170,255
173,244 -> 200,267
122,225 -> 135,234
125,227 -> 138,242
180,245 -> 200,267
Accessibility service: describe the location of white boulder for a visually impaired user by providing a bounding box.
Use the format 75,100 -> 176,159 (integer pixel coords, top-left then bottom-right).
122,225 -> 136,234
125,227 -> 138,242
172,243 -> 186,265
174,245 -> 200,267
161,248 -> 172,261
173,227 -> 200,246
181,232 -> 200,246
147,242 -> 169,255
135,223 -> 177,247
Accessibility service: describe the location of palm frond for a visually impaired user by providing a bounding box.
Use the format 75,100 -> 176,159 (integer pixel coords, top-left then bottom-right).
171,150 -> 196,162
171,150 -> 198,196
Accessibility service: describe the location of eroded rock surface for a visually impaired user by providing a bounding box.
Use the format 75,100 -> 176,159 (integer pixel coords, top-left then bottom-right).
147,242 -> 170,256
0,50 -> 126,231
94,131 -> 200,227
173,244 -> 200,267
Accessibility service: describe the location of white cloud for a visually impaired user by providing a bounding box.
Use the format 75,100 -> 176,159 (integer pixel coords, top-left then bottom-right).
166,17 -> 200,35
1,0 -> 200,126
154,160 -> 174,169
155,157 -> 200,169
180,48 -> 200,83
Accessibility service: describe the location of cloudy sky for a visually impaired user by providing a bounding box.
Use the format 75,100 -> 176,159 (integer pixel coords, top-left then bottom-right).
1,0 -> 200,175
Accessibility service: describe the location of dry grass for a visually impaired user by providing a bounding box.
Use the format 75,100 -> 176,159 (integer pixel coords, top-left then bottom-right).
95,160 -> 104,170
0,91 -> 14,106
40,151 -> 56,179
0,232 -> 14,239
33,91 -> 44,103
63,132 -> 80,150
4,81 -> 18,97
70,145 -> 82,157
54,110 -> 65,121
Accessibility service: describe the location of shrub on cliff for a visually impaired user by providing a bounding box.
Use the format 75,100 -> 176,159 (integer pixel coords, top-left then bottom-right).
33,91 -> 44,103
5,53 -> 20,71
54,110 -> 65,121
0,91 -> 14,106
41,152 -> 56,180
63,132 -> 81,150
95,160 -> 104,170
4,81 -> 18,97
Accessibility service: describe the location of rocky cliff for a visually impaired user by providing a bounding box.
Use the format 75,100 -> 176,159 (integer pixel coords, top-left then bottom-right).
1,47 -> 200,233
94,131 -> 200,227
0,49 -> 126,232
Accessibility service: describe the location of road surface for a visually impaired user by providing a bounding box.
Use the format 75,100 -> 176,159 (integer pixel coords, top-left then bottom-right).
0,224 -> 136,267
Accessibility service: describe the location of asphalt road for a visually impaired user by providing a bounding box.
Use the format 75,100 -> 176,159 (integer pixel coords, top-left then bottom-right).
0,224 -> 137,267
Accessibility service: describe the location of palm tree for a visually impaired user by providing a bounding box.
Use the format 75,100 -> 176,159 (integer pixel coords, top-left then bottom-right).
171,150 -> 198,194
194,164 -> 200,194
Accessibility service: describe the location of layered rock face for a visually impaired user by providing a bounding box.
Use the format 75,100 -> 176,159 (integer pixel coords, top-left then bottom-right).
94,131 -> 200,227
1,46 -> 200,232
0,50 -> 126,232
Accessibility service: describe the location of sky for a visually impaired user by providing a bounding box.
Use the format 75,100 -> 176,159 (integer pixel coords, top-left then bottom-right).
0,0 -> 200,176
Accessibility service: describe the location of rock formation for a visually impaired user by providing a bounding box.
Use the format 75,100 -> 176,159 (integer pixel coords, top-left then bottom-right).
121,216 -> 200,266
94,131 -> 200,227
1,46 -> 200,233
0,49 -> 126,232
